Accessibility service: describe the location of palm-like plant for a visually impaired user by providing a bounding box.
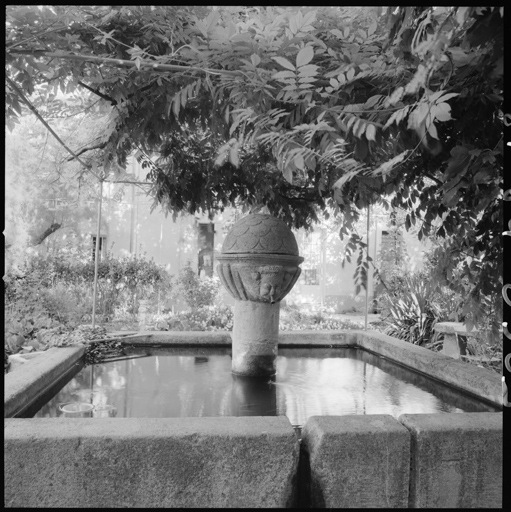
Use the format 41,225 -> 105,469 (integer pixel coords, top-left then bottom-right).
381,273 -> 443,345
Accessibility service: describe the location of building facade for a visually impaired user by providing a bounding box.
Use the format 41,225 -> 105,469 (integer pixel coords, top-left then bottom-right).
37,156 -> 431,313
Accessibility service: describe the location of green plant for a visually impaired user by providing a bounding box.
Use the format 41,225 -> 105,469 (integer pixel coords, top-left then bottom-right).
161,304 -> 234,332
4,267 -> 58,354
379,271 -> 444,345
172,263 -> 220,309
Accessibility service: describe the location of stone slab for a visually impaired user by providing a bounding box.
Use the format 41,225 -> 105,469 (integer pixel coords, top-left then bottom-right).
434,322 -> 479,336
4,416 -> 299,508
301,415 -> 410,508
399,413 -> 502,508
347,330 -> 501,406
4,346 -> 85,418
107,330 -> 358,347
113,330 -> 233,345
278,330 -> 356,346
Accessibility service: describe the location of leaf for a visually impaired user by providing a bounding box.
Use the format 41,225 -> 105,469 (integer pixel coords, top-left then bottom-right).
354,119 -> 366,138
296,45 -> 314,67
229,142 -> 240,168
333,170 -> 358,190
456,6 -> 470,26
473,168 -> 493,184
294,154 -> 305,171
386,86 -> 404,106
346,68 -> 355,81
272,56 -> 296,71
250,54 -> 261,67
28,339 -> 40,350
433,103 -> 452,122
372,151 -> 409,176
364,94 -> 384,109
442,187 -> 460,207
282,165 -> 293,184
273,70 -> 296,80
434,93 -> 459,104
365,124 -> 376,141
15,334 -> 26,347
298,64 -> 319,77
428,123 -> 438,139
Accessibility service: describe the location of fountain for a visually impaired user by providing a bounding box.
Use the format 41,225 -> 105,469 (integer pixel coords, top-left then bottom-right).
216,213 -> 303,376
3,214 -> 503,507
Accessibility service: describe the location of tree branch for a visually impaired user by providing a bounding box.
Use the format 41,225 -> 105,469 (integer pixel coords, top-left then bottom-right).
77,80 -> 116,104
67,141 -> 107,161
30,223 -> 62,246
6,75 -> 101,180
7,49 -> 241,76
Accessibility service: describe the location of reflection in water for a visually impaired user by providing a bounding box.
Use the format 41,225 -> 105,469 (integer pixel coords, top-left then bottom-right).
33,347 -> 497,426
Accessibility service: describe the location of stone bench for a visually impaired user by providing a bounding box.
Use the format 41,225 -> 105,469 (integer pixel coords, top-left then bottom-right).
433,322 -> 479,360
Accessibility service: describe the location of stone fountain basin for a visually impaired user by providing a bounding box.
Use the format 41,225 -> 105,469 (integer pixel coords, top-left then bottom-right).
4,330 -> 502,508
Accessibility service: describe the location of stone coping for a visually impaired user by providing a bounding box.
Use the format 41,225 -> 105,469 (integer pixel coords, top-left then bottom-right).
433,322 -> 479,336
4,413 -> 502,508
5,346 -> 85,418
4,330 -> 502,418
5,416 -> 299,508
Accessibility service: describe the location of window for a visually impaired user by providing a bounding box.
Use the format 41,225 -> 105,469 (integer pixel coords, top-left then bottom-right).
197,223 -> 214,277
303,269 -> 319,286
92,235 -> 107,262
301,231 -> 321,285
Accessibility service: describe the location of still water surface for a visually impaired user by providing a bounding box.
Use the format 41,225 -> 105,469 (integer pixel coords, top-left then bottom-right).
34,347 -> 496,426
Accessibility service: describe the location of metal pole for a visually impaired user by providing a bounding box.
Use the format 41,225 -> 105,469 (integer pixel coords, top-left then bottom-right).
92,179 -> 104,329
364,205 -> 370,331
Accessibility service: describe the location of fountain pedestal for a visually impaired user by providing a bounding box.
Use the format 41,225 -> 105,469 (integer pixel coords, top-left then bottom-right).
216,214 -> 303,377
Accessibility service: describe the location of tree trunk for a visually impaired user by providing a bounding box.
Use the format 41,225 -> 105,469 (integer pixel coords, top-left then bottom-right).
31,223 -> 62,246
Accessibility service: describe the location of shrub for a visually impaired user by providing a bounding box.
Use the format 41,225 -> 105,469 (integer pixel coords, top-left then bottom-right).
159,304 -> 234,331
4,252 -> 173,357
377,271 -> 444,345
172,263 -> 220,309
280,305 -> 362,331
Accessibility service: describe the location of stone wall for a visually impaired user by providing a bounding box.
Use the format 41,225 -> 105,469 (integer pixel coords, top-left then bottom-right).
5,416 -> 299,508
4,413 -> 502,508
300,413 -> 502,508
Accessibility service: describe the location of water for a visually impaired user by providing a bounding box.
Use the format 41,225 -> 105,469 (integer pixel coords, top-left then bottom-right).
32,347 -> 497,427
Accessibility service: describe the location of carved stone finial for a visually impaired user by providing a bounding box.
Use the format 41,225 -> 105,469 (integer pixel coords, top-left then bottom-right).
216,214 -> 303,304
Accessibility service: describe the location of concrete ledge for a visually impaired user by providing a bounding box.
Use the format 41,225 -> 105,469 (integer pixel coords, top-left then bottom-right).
399,413 -> 502,508
344,330 -> 501,406
116,330 -> 356,347
115,330 -> 233,345
4,416 -> 299,508
4,347 -> 85,418
301,415 -> 410,508
278,330 -> 356,346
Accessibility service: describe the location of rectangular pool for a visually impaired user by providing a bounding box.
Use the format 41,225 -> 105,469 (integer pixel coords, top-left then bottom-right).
31,347 -> 498,427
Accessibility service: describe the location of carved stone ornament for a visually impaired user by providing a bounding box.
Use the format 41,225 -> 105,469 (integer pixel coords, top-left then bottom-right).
216,214 -> 303,304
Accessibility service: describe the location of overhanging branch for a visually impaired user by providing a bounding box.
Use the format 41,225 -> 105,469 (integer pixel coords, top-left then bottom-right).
67,141 -> 107,161
7,49 -> 241,77
6,75 -> 101,180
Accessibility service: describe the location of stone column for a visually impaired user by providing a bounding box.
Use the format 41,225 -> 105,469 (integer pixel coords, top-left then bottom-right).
232,300 -> 280,375
216,214 -> 303,377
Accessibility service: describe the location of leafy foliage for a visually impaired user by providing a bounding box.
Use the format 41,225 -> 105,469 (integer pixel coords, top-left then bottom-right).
4,251 -> 173,359
172,263 -> 221,309
381,279 -> 441,346
157,305 -> 234,332
5,6 -> 504,328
